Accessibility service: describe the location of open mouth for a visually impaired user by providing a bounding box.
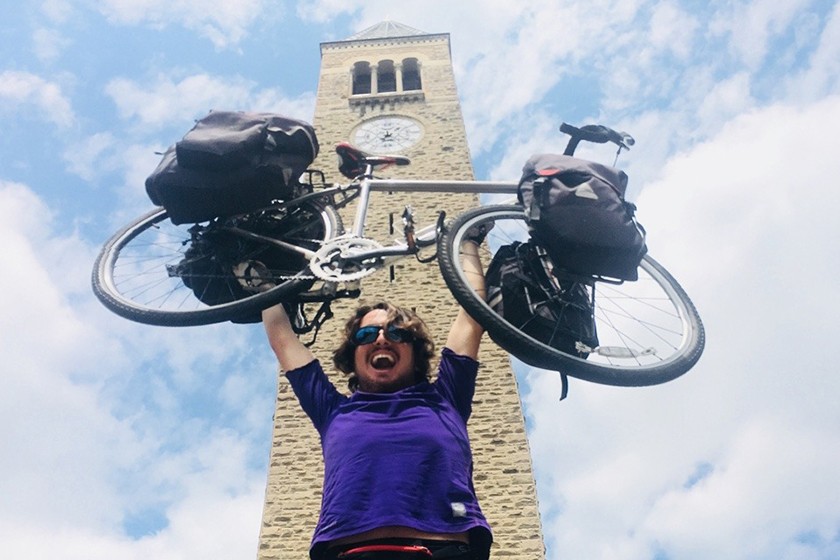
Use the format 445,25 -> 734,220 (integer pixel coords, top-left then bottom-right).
370,353 -> 396,370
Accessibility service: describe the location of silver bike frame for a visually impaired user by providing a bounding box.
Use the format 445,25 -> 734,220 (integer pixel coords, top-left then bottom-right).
352,178 -> 518,242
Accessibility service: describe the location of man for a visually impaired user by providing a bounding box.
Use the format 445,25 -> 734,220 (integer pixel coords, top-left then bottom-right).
261,238 -> 491,560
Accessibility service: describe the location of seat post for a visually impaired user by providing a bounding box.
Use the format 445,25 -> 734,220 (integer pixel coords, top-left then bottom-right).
350,166 -> 375,238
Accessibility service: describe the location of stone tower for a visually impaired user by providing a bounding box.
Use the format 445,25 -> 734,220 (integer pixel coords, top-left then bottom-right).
258,22 -> 545,560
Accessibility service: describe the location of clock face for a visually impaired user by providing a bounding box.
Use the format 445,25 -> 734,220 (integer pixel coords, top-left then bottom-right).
352,116 -> 423,153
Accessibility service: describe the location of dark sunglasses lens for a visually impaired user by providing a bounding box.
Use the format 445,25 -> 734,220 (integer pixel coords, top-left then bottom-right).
353,325 -> 414,345
386,326 -> 413,343
353,326 -> 381,345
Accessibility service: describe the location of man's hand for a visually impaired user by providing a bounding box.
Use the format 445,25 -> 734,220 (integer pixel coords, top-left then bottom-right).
463,222 -> 494,245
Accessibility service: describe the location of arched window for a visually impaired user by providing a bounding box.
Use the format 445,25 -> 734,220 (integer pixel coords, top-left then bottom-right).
377,60 -> 397,93
402,58 -> 422,91
352,61 -> 372,95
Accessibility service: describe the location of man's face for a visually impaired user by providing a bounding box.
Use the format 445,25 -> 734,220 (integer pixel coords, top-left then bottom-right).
352,309 -> 416,393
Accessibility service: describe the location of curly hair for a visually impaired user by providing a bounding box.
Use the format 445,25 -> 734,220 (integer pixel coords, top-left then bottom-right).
332,301 -> 435,392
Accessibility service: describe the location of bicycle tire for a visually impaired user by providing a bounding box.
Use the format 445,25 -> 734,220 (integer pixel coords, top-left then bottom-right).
438,204 -> 705,386
92,201 -> 342,327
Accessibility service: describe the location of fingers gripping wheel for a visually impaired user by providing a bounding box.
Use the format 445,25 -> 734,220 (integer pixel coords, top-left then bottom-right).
462,221 -> 494,245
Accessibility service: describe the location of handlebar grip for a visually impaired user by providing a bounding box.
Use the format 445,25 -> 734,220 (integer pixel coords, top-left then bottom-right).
560,122 -> 635,154
559,122 -> 580,137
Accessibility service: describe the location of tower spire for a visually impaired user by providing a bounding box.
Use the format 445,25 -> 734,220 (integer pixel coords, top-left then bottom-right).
345,20 -> 427,41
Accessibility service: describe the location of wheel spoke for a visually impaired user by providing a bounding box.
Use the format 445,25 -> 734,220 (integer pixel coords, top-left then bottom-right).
438,205 -> 704,386
93,203 -> 342,326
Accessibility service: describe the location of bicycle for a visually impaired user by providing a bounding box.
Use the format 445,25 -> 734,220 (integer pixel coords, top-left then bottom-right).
92,123 -> 704,386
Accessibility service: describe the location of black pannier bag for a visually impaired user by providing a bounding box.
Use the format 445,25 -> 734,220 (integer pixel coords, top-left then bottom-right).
174,207 -> 322,323
145,111 -> 319,225
485,241 -> 598,357
518,153 -> 646,281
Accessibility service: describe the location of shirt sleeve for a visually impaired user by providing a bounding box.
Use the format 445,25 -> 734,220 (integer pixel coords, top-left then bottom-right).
435,347 -> 479,422
285,360 -> 345,434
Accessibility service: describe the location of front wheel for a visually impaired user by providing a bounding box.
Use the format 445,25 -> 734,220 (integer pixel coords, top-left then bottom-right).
92,201 -> 342,327
438,205 -> 705,386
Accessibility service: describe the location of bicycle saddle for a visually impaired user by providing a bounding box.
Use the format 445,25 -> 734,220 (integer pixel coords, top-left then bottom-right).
335,142 -> 411,179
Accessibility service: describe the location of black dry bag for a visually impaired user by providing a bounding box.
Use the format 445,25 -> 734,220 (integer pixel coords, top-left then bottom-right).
145,111 -> 319,224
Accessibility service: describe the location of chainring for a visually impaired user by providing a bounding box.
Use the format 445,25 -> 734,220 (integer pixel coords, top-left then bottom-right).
309,236 -> 384,282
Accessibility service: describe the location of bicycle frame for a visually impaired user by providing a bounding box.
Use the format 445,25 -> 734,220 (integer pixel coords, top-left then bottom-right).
349,177 -> 517,255
222,120 -> 630,269
223,176 -> 518,271
92,121 -> 703,384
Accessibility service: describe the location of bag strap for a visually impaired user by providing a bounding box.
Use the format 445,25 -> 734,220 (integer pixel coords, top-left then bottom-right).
526,177 -> 548,222
516,242 -> 571,402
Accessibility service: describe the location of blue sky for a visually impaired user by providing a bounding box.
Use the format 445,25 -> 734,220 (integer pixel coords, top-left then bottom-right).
2,1 -> 840,559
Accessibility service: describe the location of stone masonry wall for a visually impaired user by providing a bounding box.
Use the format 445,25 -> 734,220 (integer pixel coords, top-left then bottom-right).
257,33 -> 545,560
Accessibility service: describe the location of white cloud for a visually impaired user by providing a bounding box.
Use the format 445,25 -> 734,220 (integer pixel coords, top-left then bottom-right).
2,452 -> 265,560
62,131 -> 119,181
6,3 -> 840,559
784,1 -> 840,102
647,1 -> 698,60
96,0 -> 268,49
60,134 -> 163,219
79,72 -> 317,214
0,180 -> 273,560
523,96 -> 840,559
32,26 -> 73,61
643,420 -> 840,558
694,72 -> 756,138
105,73 -> 316,131
40,0 -> 75,24
0,181 -> 131,529
0,70 -> 75,127
713,0 -> 814,70
295,0 -> 353,23
294,0 -> 705,158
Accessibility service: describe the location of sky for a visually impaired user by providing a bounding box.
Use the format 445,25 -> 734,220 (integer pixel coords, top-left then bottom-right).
2,1 -> 839,559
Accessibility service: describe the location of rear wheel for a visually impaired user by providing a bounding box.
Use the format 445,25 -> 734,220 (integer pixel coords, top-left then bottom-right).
92,201 -> 342,326
438,204 -> 705,386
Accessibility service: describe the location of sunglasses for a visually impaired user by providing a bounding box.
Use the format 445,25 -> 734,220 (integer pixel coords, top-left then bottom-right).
353,324 -> 415,345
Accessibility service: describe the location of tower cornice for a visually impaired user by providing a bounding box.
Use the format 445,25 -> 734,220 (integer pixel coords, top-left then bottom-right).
320,33 -> 450,55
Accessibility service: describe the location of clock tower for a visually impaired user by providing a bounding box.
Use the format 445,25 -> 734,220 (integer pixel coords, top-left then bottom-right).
258,22 -> 545,560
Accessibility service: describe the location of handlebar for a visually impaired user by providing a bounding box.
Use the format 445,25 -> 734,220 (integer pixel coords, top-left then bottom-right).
560,122 -> 634,156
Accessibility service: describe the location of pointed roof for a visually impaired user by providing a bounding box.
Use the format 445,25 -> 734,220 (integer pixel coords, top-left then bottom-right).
320,20 -> 448,54
345,20 -> 427,41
